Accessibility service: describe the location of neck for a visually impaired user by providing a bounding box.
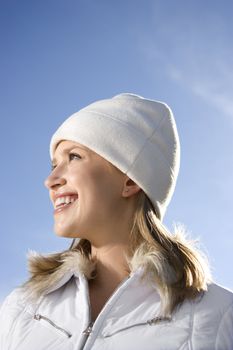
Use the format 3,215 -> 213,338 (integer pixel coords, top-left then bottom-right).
90,243 -> 130,288
87,243 -> 130,322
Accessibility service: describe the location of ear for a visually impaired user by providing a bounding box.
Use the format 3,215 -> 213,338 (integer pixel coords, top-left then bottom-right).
122,177 -> 141,198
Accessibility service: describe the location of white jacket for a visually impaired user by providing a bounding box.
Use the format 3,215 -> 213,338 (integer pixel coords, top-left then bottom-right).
0,253 -> 233,350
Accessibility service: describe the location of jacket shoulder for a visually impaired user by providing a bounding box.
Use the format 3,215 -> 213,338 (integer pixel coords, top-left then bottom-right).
206,283 -> 233,303
0,288 -> 28,347
0,287 -> 28,314
191,283 -> 233,350
199,283 -> 233,313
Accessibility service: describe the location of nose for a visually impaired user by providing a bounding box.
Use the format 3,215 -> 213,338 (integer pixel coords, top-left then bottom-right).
44,167 -> 66,190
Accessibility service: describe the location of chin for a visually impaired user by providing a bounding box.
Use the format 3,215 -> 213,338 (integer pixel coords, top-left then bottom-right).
53,224 -> 85,239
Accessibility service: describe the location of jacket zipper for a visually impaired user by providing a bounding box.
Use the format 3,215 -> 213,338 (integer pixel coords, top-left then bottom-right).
83,322 -> 94,335
74,322 -> 93,350
103,316 -> 172,337
147,316 -> 172,325
77,276 -> 130,350
34,313 -> 72,338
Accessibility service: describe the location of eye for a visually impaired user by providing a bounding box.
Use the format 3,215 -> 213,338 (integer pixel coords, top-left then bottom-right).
69,152 -> 82,161
50,152 -> 82,171
51,164 -> 57,171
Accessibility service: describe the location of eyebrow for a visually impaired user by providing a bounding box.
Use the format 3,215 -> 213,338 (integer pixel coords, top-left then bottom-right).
52,144 -> 90,164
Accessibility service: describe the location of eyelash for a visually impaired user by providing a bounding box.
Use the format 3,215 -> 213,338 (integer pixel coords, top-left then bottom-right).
69,152 -> 82,161
51,152 -> 82,171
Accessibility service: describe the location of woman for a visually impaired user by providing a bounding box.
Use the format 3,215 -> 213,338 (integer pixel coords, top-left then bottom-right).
0,93 -> 232,350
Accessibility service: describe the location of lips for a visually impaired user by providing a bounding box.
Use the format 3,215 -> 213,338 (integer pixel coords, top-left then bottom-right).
53,193 -> 78,214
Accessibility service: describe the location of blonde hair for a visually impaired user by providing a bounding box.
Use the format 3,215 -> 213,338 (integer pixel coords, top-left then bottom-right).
128,192 -> 211,315
23,191 -> 211,316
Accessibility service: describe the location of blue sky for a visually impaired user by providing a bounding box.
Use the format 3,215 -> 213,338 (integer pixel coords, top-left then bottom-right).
1,0 -> 233,301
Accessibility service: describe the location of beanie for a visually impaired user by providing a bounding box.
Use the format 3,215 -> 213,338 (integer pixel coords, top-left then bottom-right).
50,93 -> 180,221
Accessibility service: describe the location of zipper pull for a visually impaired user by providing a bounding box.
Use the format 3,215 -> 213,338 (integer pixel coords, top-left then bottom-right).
34,313 -> 72,338
83,322 -> 93,336
34,314 -> 42,321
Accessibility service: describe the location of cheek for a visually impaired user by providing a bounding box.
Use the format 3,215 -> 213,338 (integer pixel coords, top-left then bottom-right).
68,170 -> 103,209
69,164 -> 123,208
87,174 -> 110,203
91,173 -> 123,209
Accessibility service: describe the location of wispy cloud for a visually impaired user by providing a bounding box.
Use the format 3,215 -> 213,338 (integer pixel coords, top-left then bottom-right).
168,65 -> 233,119
140,3 -> 233,119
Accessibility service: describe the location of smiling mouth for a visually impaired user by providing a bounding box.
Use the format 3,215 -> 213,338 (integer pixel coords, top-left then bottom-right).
54,195 -> 78,214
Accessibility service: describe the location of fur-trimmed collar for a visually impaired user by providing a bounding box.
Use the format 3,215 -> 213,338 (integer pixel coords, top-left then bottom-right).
21,246 -> 153,304
22,242 -> 168,302
20,227 -> 211,317
22,249 -> 96,301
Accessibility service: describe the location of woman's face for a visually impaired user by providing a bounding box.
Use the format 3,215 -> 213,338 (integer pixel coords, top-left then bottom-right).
45,140 -> 133,243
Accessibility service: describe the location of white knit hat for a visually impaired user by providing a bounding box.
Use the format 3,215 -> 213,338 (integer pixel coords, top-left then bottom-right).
50,93 -> 180,220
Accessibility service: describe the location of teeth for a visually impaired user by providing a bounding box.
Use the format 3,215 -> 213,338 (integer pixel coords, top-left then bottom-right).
55,196 -> 77,208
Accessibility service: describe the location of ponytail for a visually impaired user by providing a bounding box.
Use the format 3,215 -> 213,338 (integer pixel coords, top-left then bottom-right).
129,192 -> 211,316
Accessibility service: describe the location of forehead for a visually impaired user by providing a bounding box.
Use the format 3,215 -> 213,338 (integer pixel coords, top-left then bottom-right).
52,140 -> 92,160
52,140 -> 122,174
